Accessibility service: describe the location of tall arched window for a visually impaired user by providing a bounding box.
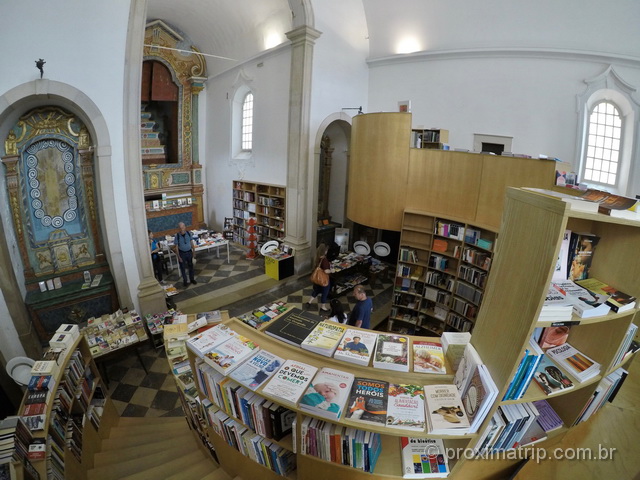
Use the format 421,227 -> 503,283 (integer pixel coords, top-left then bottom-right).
582,101 -> 622,187
241,92 -> 254,151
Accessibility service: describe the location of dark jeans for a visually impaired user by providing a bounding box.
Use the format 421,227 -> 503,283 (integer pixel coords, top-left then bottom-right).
311,279 -> 331,303
178,249 -> 195,284
152,254 -> 163,282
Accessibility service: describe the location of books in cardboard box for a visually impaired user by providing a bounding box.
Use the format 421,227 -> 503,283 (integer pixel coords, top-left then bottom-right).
344,378 -> 389,426
412,341 -> 446,374
532,355 -> 574,395
300,321 -> 347,357
333,329 -> 377,366
203,334 -> 260,375
299,367 -> 354,420
400,437 -> 449,479
263,307 -> 322,347
373,334 -> 410,372
546,343 -> 600,383
230,349 -> 285,391
386,384 -> 426,432
575,278 -> 636,314
424,384 -> 470,435
261,359 -> 318,407
186,323 -> 237,357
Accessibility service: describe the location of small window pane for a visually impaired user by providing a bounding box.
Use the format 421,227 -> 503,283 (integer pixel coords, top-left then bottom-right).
583,101 -> 621,186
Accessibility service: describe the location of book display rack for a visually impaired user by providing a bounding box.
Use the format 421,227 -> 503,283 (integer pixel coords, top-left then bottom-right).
15,336 -> 117,480
232,181 -> 286,249
411,128 -> 449,150
390,210 -> 497,336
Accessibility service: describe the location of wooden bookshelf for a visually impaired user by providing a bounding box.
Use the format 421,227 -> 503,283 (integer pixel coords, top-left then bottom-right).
411,128 -> 449,149
232,180 -> 286,249
390,210 -> 497,336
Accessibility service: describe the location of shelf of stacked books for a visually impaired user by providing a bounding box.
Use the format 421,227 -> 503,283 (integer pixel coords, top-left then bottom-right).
458,187 -> 640,478
390,210 -> 497,336
175,305 -> 509,480
16,327 -> 117,480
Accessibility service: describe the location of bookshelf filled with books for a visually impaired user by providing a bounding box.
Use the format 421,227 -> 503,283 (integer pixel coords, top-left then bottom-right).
390,210 -> 497,336
232,180 -> 286,248
411,128 -> 449,150
456,187 -> 640,478
15,334 -> 118,480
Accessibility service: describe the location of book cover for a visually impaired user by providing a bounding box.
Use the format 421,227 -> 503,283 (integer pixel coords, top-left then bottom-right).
299,367 -> 354,420
538,326 -> 571,349
333,329 -> 377,367
440,332 -> 471,372
424,384 -> 470,434
552,229 -> 572,281
386,384 -> 426,431
532,400 -> 564,432
27,438 -> 46,461
163,323 -> 188,341
567,232 -> 599,282
373,334 -> 410,372
300,321 -> 347,357
553,280 -> 611,318
400,437 -> 449,479
575,278 -> 636,313
30,360 -> 58,376
263,308 -> 322,347
546,343 -> 601,383
22,402 -> 47,416
453,343 -> 483,394
412,341 -> 446,374
344,378 -> 389,426
203,334 -> 260,375
461,364 -> 499,433
261,359 -> 318,406
186,323 -> 237,357
230,349 -> 284,391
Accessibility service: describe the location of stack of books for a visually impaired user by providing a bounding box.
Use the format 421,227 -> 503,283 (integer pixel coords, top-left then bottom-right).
546,343 -> 601,383
424,384 -> 470,435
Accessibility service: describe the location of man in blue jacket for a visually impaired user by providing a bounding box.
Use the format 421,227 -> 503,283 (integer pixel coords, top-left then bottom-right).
174,222 -> 197,287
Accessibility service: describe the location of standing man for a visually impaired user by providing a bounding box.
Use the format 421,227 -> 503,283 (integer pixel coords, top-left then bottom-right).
175,222 -> 197,288
348,285 -> 373,329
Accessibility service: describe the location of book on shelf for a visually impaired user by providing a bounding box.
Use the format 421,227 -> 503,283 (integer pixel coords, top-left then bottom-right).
552,280 -> 611,318
186,323 -> 237,357
412,341 -> 446,374
440,332 -> 471,372
27,437 -> 46,461
299,367 -> 354,420
261,359 -> 318,407
400,437 -> 449,479
229,349 -> 284,391
202,334 -> 260,375
567,232 -> 599,282
344,378 -> 389,426
538,325 -> 571,349
538,284 -> 574,322
263,307 -> 322,347
332,329 -> 377,366
461,364 -> 498,434
30,360 -> 59,377
552,229 -> 572,282
531,355 -> 574,395
386,384 -> 426,432
522,188 -> 600,213
575,277 -> 637,314
546,343 -> 601,383
453,343 -> 483,394
579,188 -> 638,213
373,334 -> 410,372
531,399 -> 563,432
424,384 -> 470,435
163,322 -> 189,341
300,321 -> 347,357
197,310 -> 223,324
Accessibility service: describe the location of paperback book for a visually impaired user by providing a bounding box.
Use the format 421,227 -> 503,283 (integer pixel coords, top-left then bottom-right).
386,384 -> 426,431
453,343 -> 483,394
300,321 -> 347,357
299,367 -> 354,420
412,341 -> 446,374
333,329 -> 378,366
203,334 -> 260,375
344,378 -> 389,426
552,229 -> 572,282
538,326 -> 571,350
532,400 -> 564,432
400,437 -> 449,479
546,343 -> 601,383
552,280 -> 611,318
424,384 -> 470,435
373,334 -> 410,372
575,278 -> 636,314
461,364 -> 499,434
186,323 -> 237,357
263,307 -> 322,347
230,349 -> 285,391
532,356 -> 574,396
261,359 -> 318,407
440,332 -> 471,371
567,232 -> 599,282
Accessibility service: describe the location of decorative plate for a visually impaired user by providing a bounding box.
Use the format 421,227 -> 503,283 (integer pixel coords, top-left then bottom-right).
6,356 -> 35,386
260,240 -> 280,256
353,241 -> 371,255
373,242 -> 391,257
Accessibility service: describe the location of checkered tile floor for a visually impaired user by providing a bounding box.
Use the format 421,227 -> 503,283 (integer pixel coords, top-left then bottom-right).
106,248 -> 394,417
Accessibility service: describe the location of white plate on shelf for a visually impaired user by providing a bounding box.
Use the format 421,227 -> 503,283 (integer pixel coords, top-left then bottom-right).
353,241 -> 371,255
6,356 -> 35,386
373,241 -> 391,257
260,240 -> 280,256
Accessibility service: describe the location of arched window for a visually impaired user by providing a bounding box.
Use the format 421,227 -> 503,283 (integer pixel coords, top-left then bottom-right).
241,92 -> 254,151
582,101 -> 622,187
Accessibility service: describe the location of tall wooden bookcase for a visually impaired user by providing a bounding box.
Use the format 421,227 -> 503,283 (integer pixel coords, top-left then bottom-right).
232,180 -> 286,248
17,336 -> 118,480
390,210 -> 497,336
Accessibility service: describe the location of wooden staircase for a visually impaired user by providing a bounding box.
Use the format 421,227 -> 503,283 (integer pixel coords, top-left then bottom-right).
87,416 -> 234,480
